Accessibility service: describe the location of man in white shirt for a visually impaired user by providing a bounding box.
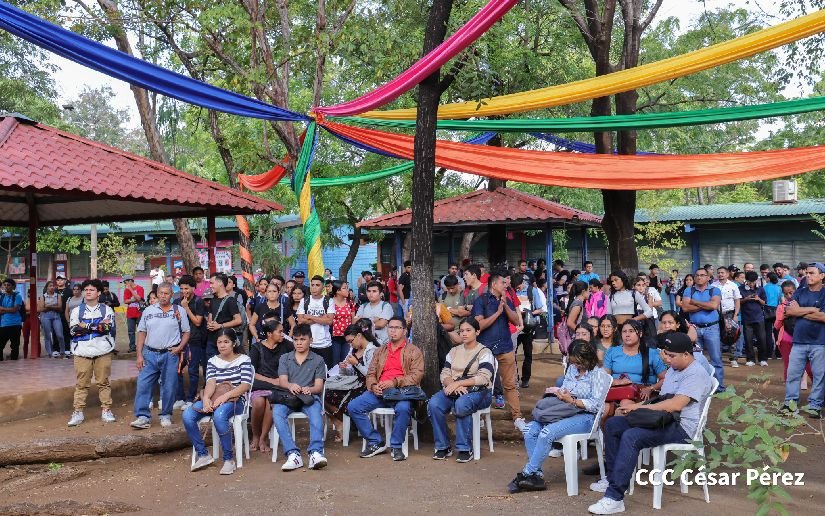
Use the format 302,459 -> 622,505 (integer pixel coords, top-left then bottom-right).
150,266 -> 165,293
711,266 -> 742,368
297,275 -> 335,369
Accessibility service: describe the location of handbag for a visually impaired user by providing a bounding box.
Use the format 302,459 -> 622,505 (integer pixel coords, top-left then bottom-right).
446,349 -> 489,400
605,374 -> 643,402
522,310 -> 540,330
382,385 -> 427,401
625,407 -> 679,429
325,374 -> 363,391
268,387 -> 314,411
194,381 -> 239,412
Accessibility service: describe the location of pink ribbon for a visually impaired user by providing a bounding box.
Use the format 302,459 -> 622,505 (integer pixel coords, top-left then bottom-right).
315,0 -> 517,117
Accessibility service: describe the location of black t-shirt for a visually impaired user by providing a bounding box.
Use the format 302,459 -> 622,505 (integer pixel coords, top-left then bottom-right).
207,294 -> 240,345
57,287 -> 71,319
249,340 -> 294,391
254,301 -> 284,339
357,283 -> 369,304
175,296 -> 206,347
398,272 -> 412,299
649,275 -> 662,292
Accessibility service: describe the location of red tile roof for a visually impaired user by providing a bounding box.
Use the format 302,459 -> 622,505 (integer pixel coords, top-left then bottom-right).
0,115 -> 282,225
358,187 -> 601,230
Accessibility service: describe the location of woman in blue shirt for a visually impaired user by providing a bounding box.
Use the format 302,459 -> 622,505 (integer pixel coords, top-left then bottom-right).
763,272 -> 782,359
603,319 -> 667,416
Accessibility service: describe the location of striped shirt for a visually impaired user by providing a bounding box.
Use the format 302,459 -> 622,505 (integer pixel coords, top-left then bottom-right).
206,354 -> 254,387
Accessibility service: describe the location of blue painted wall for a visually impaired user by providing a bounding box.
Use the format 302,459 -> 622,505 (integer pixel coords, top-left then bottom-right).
288,226 -> 377,285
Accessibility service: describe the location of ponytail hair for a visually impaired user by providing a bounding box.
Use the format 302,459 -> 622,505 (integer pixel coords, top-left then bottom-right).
345,319 -> 381,347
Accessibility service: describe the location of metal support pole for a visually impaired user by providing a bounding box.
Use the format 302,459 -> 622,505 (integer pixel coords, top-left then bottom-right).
545,224 -> 554,332
207,214 -> 217,274
581,227 -> 589,267
27,194 -> 40,359
89,224 -> 98,279
394,230 -> 404,273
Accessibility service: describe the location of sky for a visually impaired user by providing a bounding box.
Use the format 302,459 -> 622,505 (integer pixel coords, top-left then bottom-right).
49,0 -> 798,132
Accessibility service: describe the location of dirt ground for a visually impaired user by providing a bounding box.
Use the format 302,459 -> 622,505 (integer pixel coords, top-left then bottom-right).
1,354 -> 823,515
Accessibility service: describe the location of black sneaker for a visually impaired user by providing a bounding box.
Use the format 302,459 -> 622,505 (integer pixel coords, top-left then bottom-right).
456,450 -> 472,463
507,473 -> 526,494
806,408 -> 822,420
777,404 -> 795,415
360,442 -> 387,458
432,448 -> 452,460
391,448 -> 406,461
520,381 -> 529,389
517,472 -> 547,491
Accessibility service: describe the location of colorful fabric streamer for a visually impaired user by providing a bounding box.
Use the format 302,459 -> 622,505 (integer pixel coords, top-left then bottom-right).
315,0 -> 517,116
530,133 -> 659,155
332,93 -> 825,132
294,122 -> 324,277
359,9 -> 825,119
320,120 -> 825,190
0,1 -> 308,122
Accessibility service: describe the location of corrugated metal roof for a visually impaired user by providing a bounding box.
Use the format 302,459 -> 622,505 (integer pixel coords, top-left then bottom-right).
62,215 -> 302,235
635,199 -> 825,223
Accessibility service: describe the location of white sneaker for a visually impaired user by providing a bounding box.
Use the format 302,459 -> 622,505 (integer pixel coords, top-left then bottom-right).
730,359 -> 739,368
745,361 -> 755,367
159,415 -> 172,428
589,477 -> 609,493
281,453 -> 303,471
64,351 -> 72,358
191,454 -> 215,472
308,451 -> 328,470
588,496 -> 625,514
514,417 -> 528,433
67,411 -> 84,427
548,448 -> 563,458
173,400 -> 185,410
51,351 -> 60,358
219,460 -> 236,475
760,361 -> 769,367
101,409 -> 116,423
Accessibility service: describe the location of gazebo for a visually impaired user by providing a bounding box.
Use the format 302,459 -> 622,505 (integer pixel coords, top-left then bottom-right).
0,114 -> 282,358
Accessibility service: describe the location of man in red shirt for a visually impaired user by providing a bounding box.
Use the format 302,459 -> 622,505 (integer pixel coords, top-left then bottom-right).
122,275 -> 145,353
347,317 -> 423,461
386,270 -> 401,317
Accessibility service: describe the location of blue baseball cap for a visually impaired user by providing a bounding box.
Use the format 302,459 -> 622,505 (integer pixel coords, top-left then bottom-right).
810,262 -> 825,274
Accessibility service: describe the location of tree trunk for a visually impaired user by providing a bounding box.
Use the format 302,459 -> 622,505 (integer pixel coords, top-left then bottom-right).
411,0 -> 454,395
459,232 -> 474,263
339,218 -> 361,281
97,0 -> 200,273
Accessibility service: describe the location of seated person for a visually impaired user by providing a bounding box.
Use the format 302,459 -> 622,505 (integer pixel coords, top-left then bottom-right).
325,321 -> 380,442
604,320 -> 667,408
509,340 -> 603,493
347,316 -> 424,461
184,329 -> 252,475
428,319 -> 495,463
272,323 -> 327,471
249,320 -> 293,452
589,331 -> 713,514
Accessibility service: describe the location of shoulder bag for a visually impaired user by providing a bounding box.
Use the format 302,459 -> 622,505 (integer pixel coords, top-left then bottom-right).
446,349 -> 489,399
268,387 -> 314,410
605,374 -> 644,402
382,385 -> 427,401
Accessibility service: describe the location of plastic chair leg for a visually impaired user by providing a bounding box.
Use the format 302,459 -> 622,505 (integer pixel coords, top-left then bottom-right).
402,427 -> 409,458
485,413 -> 494,453
384,415 -> 392,448
561,438 -> 580,496
342,414 -> 351,447
472,412 -> 481,461
270,427 -> 279,462
211,425 -> 220,460
652,447 -> 667,510
595,436 -> 606,479
234,419 -> 244,468
411,419 -> 418,450
580,440 -> 588,460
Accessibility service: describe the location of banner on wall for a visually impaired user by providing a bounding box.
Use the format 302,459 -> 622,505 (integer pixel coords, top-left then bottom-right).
197,250 -> 232,273
9,256 -> 25,275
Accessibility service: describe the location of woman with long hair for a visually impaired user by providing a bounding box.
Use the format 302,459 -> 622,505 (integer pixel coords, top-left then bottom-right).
38,280 -> 66,357
249,282 -> 285,341
605,271 -> 654,325
596,315 -> 620,363
282,285 -> 305,337
604,320 -> 666,404
248,320 -> 292,452
330,281 -> 356,366
675,274 -> 695,314
563,280 -> 590,338
762,272 -> 782,359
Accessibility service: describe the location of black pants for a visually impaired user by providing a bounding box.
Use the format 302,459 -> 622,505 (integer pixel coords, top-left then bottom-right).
312,346 -> 335,370
517,330 -> 535,383
763,317 -> 777,359
742,321 -> 767,363
0,325 -> 22,360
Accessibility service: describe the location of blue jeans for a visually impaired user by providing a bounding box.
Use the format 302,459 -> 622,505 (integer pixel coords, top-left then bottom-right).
734,329 -> 745,359
331,336 -> 350,367
347,391 -> 412,448
188,345 -> 208,402
183,399 -> 246,461
522,413 -> 595,475
668,293 -> 677,312
428,389 -> 492,452
127,317 -> 138,352
784,344 -> 825,410
206,341 -> 218,360
603,416 -> 689,501
695,324 -> 724,390
272,398 -> 325,456
134,349 -> 179,418
40,311 -> 65,354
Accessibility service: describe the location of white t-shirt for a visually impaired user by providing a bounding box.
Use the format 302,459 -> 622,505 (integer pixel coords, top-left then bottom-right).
150,268 -> 164,286
647,287 -> 662,319
711,280 -> 741,313
296,296 -> 336,348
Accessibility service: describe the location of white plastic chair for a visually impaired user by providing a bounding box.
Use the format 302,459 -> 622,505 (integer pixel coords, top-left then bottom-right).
467,358 -> 497,460
359,407 -> 419,458
628,376 -> 719,509
270,372 -> 328,462
551,368 -> 613,496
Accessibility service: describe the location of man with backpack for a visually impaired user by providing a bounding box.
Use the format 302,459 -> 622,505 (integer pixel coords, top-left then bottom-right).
355,281 -> 394,345
131,283 -> 191,429
205,273 -> 243,359
297,275 -> 335,369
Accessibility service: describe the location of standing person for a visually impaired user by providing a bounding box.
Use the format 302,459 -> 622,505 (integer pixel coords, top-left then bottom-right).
122,275 -> 145,353
184,329 -> 252,475
782,263 -> 825,419
150,265 -> 165,294
796,262 -> 809,289
763,272 -> 782,359
711,266 -> 742,367
348,317 -> 424,461
585,279 -> 607,318
775,281 -> 810,386
99,281 -> 120,340
578,261 -> 600,284
739,271 -> 768,367
397,261 -> 412,315
205,273 -> 242,359
0,279 -> 23,361
441,263 -> 467,291
296,275 -> 336,369
648,264 -> 663,294
226,275 -> 249,349
323,268 -> 336,282
756,264 -> 771,288
605,271 -> 654,325
470,270 -> 524,430
63,283 -> 83,351
357,271 -> 373,306
38,281 -> 66,358
681,268 -> 724,391
428,318 -> 495,463
355,281 -> 394,346
246,277 -> 270,343
292,271 -> 309,295
330,281 -> 356,365
675,274 -> 695,315
553,260 -> 570,309
67,279 -> 117,426
130,283 -> 190,429
192,266 -> 210,297
517,276 -> 546,389
386,270 -> 402,317
441,275 -> 469,329
54,275 -> 72,355
249,282 -> 285,344
249,319 -> 293,453
177,275 -> 206,407
668,270 -> 683,312
517,260 -> 534,285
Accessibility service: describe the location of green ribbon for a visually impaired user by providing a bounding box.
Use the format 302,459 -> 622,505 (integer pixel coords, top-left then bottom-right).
279,161 -> 413,187
331,95 -> 825,133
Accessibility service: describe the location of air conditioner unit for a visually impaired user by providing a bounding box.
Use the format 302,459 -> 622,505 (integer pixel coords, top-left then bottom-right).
772,180 -> 798,204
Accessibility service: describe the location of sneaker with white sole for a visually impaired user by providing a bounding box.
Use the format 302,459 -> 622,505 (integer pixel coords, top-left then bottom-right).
159,415 -> 172,428
589,478 -> 609,493
514,417 -> 528,433
51,351 -> 60,358
548,448 -> 563,458
64,351 -> 72,358
130,416 -> 151,429
730,359 -> 739,368
191,454 -> 214,472
745,361 -> 755,367
173,400 -> 185,411
281,453 -> 303,471
219,460 -> 236,475
308,451 -> 328,470
759,361 -> 769,367
67,411 -> 84,427
101,409 -> 116,423
588,497 -> 625,514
